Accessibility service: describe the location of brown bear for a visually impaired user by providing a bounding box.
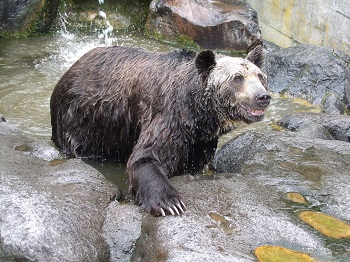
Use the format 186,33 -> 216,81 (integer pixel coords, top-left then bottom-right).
50,45 -> 270,216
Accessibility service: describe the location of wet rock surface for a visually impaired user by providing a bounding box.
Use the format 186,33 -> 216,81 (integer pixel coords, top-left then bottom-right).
211,123 -> 350,260
277,112 -> 350,142
0,0 -> 59,36
0,116 -> 142,261
265,44 -> 350,113
103,203 -> 142,262
146,0 -> 261,50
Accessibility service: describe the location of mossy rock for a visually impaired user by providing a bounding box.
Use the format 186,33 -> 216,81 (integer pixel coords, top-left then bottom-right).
0,0 -> 60,37
299,211 -> 350,239
255,245 -> 316,262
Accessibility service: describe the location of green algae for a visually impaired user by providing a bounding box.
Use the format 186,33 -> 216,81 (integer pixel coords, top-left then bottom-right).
299,211 -> 350,239
255,245 -> 316,262
286,192 -> 307,204
207,211 -> 234,235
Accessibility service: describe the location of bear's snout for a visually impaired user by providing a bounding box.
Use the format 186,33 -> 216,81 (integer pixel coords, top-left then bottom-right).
256,93 -> 271,108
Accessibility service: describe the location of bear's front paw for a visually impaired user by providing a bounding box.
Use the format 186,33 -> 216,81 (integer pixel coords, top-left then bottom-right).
129,160 -> 187,217
134,181 -> 187,217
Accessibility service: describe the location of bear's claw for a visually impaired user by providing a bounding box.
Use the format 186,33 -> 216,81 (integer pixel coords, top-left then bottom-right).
160,208 -> 166,217
168,207 -> 175,216
154,199 -> 187,217
180,200 -> 187,211
176,203 -> 184,214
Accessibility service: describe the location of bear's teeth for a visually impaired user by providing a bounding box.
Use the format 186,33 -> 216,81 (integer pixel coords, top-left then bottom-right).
251,109 -> 265,116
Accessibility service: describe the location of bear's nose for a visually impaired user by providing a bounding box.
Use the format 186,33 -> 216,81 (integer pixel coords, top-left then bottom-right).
256,93 -> 271,107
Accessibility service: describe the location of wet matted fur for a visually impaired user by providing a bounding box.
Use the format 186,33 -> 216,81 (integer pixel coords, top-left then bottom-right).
50,45 -> 270,216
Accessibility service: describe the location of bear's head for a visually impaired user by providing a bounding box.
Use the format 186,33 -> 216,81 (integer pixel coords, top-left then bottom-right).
195,45 -> 270,125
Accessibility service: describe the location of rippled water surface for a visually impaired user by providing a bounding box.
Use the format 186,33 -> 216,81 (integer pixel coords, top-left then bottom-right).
0,32 -> 319,191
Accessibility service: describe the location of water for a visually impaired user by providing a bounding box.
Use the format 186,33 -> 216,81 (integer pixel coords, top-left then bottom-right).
0,31 -> 319,192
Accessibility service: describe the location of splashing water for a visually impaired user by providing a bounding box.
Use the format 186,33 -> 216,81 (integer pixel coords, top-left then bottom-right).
96,2 -> 117,46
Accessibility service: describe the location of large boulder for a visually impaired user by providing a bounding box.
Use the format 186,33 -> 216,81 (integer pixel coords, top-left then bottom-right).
0,0 -> 59,36
265,43 -> 350,114
0,115 -> 141,261
145,0 -> 262,51
207,118 -> 350,261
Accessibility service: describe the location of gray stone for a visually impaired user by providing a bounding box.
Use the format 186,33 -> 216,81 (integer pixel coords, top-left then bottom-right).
103,202 -> 142,262
131,150 -> 340,261
277,112 -> 350,142
0,118 -> 117,261
145,0 -> 262,51
321,92 -> 347,114
264,44 -> 350,112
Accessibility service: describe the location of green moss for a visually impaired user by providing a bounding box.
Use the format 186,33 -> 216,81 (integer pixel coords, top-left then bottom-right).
145,29 -> 200,50
286,192 -> 308,204
299,211 -> 350,239
255,245 -> 316,262
0,0 -> 60,38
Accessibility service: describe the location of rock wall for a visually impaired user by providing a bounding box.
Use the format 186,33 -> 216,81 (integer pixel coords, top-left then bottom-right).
242,0 -> 350,54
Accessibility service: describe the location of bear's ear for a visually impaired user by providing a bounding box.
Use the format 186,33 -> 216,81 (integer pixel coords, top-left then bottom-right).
245,44 -> 265,68
195,50 -> 216,75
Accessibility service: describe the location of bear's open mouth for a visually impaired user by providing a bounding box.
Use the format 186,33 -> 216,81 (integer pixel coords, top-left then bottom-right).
233,104 -> 266,123
250,108 -> 265,116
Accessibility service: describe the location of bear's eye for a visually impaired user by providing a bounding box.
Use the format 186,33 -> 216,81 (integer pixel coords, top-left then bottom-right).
233,74 -> 244,83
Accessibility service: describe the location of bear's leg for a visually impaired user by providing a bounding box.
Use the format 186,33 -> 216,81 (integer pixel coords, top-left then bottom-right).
128,159 -> 186,216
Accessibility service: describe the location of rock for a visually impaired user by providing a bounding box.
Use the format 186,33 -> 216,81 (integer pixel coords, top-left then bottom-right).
277,112 -> 350,142
130,167 -> 335,261
0,114 -> 5,122
103,203 -> 142,262
212,127 -> 350,222
145,0 -> 262,51
0,0 -> 60,36
265,44 -> 350,112
321,92 -> 347,114
0,118 -> 123,261
209,126 -> 350,260
15,141 -> 61,161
